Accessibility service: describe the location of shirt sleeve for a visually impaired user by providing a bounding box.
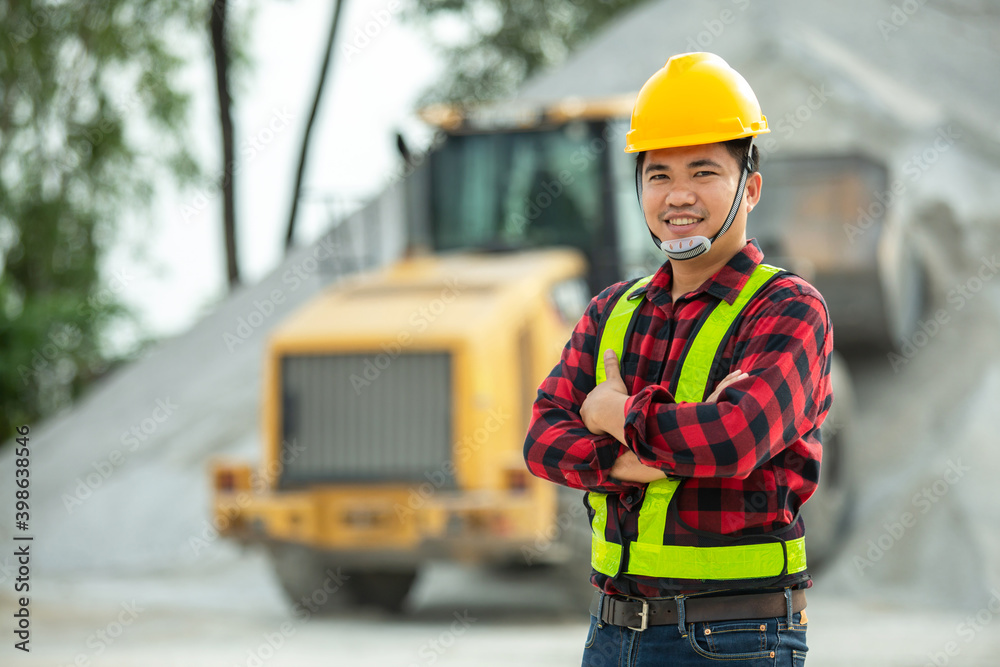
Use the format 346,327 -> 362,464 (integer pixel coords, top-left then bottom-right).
523,284 -> 640,495
622,285 -> 833,480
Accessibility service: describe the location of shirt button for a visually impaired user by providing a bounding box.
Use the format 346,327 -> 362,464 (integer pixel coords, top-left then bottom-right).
625,495 -> 634,504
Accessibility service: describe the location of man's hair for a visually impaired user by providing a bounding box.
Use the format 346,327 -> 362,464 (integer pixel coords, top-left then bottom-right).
723,137 -> 759,173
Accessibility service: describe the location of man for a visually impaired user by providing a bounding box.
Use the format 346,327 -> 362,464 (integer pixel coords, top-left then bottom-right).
523,52 -> 832,665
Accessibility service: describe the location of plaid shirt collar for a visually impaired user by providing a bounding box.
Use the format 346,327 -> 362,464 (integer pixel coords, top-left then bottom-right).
637,238 -> 766,309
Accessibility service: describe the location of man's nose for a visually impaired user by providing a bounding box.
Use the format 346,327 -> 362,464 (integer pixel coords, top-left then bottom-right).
662,185 -> 697,208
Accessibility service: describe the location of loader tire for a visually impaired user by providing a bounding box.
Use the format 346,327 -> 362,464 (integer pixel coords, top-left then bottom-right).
342,570 -> 417,614
801,351 -> 856,571
265,542 -> 351,614
267,543 -> 417,614
885,235 -> 929,350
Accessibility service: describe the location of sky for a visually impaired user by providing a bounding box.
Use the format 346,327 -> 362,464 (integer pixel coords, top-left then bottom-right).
105,0 -> 441,352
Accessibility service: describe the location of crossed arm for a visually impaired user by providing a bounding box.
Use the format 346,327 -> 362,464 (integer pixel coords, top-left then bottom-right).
581,349 -> 746,483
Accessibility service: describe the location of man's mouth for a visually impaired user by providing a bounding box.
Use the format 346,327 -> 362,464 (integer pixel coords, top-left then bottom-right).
663,215 -> 706,234
667,217 -> 702,227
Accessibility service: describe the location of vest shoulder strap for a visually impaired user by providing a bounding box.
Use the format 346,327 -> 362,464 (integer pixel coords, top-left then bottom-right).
674,263 -> 783,402
595,275 -> 653,385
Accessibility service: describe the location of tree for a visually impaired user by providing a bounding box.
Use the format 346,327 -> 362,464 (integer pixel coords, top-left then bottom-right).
0,1 -> 203,445
211,0 -> 240,286
407,0 -> 648,104
284,0 -> 345,250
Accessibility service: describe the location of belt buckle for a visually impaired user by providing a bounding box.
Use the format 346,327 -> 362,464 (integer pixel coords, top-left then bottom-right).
627,599 -> 649,632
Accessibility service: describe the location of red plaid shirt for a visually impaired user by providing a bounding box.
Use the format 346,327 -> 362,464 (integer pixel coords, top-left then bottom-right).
523,240 -> 833,596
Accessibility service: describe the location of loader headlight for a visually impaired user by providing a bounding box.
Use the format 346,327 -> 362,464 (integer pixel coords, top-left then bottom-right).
550,278 -> 590,325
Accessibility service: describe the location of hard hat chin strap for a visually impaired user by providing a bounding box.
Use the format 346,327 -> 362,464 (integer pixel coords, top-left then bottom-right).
641,138 -> 754,261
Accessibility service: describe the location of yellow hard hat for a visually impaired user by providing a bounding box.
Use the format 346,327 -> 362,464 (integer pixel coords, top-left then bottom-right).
624,52 -> 769,153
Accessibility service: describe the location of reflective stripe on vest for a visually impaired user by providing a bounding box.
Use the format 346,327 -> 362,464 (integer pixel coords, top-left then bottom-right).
587,263 -> 808,581
594,275 -> 652,385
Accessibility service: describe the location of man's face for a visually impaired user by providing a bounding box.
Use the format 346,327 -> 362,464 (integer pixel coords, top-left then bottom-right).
639,142 -> 761,259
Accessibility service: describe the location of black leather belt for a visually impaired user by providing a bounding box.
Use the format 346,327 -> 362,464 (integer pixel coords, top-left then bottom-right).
590,589 -> 806,631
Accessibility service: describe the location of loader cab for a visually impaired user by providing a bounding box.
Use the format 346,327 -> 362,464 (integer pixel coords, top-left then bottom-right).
421,116 -> 664,294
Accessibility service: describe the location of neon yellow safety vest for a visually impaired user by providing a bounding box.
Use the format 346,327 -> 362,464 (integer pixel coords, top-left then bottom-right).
588,262 -> 808,582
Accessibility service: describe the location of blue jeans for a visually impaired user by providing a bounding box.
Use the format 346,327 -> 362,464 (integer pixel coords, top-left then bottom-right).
581,603 -> 808,666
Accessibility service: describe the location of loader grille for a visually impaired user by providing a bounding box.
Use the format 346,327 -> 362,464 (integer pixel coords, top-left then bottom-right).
278,352 -> 453,487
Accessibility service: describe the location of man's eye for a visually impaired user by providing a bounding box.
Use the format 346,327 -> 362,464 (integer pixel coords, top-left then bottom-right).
695,170 -> 716,177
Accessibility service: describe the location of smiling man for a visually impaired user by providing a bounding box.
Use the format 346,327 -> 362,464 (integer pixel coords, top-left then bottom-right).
523,52 -> 833,665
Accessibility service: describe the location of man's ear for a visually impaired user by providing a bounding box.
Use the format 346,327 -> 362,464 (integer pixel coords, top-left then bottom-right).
745,171 -> 762,212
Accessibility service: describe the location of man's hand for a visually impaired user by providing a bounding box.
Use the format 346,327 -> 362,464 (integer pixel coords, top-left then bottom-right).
705,369 -> 749,403
609,450 -> 667,483
581,349 -> 629,442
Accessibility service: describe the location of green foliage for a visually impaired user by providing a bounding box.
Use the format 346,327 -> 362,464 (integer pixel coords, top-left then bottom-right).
0,1 -> 208,445
407,0 -> 648,104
